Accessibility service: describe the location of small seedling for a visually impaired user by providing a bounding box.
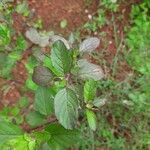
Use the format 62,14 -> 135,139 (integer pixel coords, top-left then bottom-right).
60,19 -> 67,29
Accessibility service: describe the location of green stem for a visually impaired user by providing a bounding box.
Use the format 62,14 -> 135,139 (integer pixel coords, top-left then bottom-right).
90,129 -> 95,150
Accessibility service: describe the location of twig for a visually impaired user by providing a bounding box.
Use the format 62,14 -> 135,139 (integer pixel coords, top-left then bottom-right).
111,14 -> 124,76
26,118 -> 57,133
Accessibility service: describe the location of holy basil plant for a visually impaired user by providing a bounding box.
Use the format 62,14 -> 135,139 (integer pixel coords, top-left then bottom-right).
28,30 -> 105,130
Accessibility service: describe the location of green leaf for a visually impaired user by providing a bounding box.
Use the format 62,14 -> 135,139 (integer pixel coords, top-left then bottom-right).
86,109 -> 97,131
93,97 -> 107,107
33,18 -> 43,29
34,87 -> 54,116
69,84 -> 84,101
16,1 -> 30,17
45,123 -> 80,150
25,56 -> 38,74
1,134 -> 36,150
0,57 -> 16,78
0,24 -> 10,46
54,88 -> 78,129
26,111 -> 46,127
10,106 -> 20,116
0,120 -> 23,145
33,48 -> 45,62
33,131 -> 51,144
25,28 -> 50,47
32,66 -> 53,87
25,76 -> 38,91
51,40 -> 73,76
43,56 -> 61,76
79,37 -> 100,53
77,59 -> 104,81
25,28 -> 40,45
8,51 -> 22,61
60,19 -> 67,28
19,97 -> 29,108
84,80 -> 97,102
49,35 -> 70,49
15,35 -> 27,51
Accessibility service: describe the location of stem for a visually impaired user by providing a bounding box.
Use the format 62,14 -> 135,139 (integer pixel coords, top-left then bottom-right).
90,129 -> 95,150
111,15 -> 124,76
25,118 -> 57,133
